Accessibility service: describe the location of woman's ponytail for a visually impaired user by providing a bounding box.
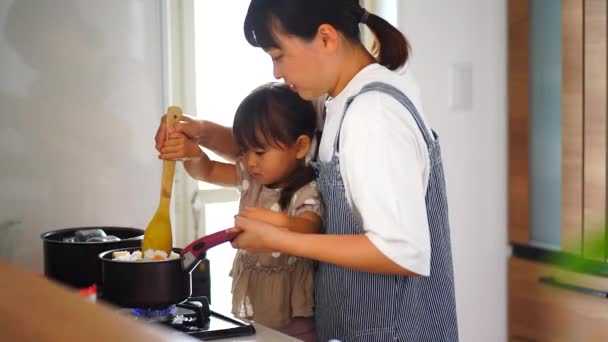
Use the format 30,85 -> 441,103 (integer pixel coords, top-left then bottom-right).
244,0 -> 410,70
356,6 -> 410,70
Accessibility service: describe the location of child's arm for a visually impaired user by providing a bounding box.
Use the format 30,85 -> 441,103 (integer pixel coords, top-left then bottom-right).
239,207 -> 321,234
160,131 -> 237,187
183,151 -> 237,187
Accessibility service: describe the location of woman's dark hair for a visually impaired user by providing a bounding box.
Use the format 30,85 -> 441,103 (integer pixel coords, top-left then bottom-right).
244,0 -> 410,70
233,82 -> 317,210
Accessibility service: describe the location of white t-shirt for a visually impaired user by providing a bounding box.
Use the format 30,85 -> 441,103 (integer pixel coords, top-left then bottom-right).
316,63 -> 433,276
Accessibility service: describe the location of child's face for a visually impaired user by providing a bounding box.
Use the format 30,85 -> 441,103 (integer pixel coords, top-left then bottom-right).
241,135 -> 308,188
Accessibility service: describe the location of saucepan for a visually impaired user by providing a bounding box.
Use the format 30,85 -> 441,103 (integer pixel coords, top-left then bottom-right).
98,229 -> 239,309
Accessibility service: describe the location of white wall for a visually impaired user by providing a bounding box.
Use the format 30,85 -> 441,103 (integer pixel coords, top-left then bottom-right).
0,0 -> 165,272
398,1 -> 509,341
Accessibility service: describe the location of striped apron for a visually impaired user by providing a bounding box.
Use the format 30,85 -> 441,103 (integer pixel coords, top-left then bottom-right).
312,82 -> 459,341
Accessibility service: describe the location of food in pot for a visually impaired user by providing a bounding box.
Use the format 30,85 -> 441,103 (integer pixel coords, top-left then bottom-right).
112,249 -> 179,262
62,228 -> 120,243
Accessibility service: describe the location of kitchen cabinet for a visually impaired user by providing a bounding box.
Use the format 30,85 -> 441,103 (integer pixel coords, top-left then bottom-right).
508,0 -> 607,255
508,0 -> 607,340
509,257 -> 608,341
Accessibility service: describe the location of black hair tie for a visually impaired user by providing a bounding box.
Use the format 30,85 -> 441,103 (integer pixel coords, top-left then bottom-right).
359,8 -> 370,23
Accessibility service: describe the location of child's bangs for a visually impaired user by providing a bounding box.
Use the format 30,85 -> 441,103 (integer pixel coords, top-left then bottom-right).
234,100 -> 288,151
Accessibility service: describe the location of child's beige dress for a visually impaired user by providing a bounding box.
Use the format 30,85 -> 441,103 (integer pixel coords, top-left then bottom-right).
231,160 -> 322,338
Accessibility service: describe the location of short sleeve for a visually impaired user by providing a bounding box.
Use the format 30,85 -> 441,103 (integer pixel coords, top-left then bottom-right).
234,157 -> 253,195
340,92 -> 431,276
287,180 -> 324,219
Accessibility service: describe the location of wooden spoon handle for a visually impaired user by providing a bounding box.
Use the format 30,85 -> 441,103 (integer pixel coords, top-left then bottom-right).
165,106 -> 183,131
160,106 -> 183,201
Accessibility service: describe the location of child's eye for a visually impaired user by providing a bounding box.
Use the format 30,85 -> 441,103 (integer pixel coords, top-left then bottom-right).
255,150 -> 266,156
272,55 -> 283,62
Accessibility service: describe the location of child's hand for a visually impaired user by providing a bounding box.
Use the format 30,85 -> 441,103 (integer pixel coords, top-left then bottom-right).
158,132 -> 204,161
239,207 -> 290,228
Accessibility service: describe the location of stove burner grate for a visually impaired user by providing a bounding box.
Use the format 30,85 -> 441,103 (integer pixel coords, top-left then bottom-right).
121,297 -> 255,340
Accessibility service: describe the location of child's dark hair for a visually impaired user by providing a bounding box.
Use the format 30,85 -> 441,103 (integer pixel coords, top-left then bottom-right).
233,82 -> 317,210
244,0 -> 410,70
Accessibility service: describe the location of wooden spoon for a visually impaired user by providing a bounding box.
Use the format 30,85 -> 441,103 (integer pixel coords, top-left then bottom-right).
142,106 -> 183,254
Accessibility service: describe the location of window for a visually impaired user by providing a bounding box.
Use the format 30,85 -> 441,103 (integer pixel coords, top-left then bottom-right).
191,0 -> 275,313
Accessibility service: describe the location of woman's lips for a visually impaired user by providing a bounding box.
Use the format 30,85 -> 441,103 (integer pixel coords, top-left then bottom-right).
288,84 -> 297,92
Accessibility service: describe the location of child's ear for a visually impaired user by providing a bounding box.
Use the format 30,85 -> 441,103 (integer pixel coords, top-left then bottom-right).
295,135 -> 311,160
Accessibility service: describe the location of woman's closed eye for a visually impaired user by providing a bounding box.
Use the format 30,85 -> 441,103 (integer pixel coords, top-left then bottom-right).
254,149 -> 266,156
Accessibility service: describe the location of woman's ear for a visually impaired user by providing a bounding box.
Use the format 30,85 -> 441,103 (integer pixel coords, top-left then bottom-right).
316,24 -> 339,54
294,135 -> 311,160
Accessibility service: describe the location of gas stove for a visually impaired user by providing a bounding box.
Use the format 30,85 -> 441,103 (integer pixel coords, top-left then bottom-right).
118,296 -> 255,340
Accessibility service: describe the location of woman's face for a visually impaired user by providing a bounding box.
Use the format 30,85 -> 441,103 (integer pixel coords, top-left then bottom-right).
265,29 -> 332,100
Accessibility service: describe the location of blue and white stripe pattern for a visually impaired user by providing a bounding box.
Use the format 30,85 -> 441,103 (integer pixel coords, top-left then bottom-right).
312,82 -> 458,341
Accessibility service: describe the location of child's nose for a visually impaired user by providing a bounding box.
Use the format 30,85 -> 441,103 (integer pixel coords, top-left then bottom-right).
245,154 -> 257,168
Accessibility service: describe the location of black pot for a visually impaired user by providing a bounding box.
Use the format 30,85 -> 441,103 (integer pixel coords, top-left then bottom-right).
99,247 -> 191,309
41,227 -> 144,288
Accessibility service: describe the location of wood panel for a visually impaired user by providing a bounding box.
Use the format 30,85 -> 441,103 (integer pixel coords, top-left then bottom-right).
583,0 -> 608,261
0,260 -> 183,341
562,0 -> 584,255
508,0 -> 531,245
509,257 -> 608,341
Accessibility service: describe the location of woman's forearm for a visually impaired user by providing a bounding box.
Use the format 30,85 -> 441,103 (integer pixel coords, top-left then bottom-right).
273,232 -> 418,276
198,121 -> 240,161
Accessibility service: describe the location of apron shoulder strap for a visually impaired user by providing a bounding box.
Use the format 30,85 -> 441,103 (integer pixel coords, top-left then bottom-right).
333,81 -> 434,155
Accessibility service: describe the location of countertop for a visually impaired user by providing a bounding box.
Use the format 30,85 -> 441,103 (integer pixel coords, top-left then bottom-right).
222,323 -> 300,342
0,260 -> 299,341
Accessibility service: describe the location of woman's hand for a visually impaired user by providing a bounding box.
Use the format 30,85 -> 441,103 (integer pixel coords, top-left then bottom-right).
154,112 -> 240,160
158,132 -> 204,161
230,216 -> 289,252
155,114 -> 204,151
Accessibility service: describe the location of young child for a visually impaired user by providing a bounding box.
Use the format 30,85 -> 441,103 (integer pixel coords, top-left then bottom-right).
161,82 -> 322,340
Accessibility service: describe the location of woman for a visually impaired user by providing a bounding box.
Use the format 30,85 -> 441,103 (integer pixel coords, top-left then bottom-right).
157,1 -> 458,340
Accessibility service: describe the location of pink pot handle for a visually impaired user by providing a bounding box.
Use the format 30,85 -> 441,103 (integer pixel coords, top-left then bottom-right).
180,229 -> 240,272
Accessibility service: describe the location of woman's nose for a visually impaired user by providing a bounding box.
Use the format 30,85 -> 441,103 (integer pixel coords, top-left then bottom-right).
273,63 -> 282,80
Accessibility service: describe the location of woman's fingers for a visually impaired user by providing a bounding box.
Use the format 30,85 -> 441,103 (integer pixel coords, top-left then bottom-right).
232,216 -> 287,252
156,114 -> 196,151
232,216 -> 260,249
158,132 -> 204,160
171,115 -> 201,138
226,227 -> 241,234
239,207 -> 260,219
